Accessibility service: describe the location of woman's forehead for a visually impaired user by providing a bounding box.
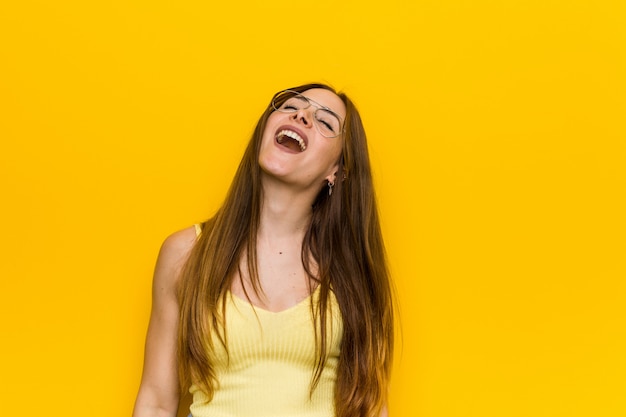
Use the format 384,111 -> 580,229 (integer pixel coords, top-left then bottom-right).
301,88 -> 346,118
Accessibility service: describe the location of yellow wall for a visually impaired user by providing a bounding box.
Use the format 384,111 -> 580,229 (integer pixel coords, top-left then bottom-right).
1,1 -> 624,416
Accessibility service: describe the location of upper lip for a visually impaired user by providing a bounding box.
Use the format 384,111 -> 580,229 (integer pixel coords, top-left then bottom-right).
275,125 -> 309,151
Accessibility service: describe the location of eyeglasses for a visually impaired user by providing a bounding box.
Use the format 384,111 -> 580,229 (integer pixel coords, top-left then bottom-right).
271,89 -> 344,138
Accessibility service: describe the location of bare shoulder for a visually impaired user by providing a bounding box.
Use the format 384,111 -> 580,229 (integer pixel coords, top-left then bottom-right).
153,226 -> 198,288
134,227 -> 198,416
160,226 -> 198,258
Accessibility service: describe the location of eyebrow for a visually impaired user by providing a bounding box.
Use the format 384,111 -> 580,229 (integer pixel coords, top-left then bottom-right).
296,93 -> 334,113
295,93 -> 342,122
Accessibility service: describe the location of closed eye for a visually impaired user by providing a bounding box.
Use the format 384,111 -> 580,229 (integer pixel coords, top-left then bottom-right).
316,113 -> 338,133
319,120 -> 334,131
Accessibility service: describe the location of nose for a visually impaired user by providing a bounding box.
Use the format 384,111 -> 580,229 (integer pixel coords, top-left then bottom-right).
291,108 -> 313,128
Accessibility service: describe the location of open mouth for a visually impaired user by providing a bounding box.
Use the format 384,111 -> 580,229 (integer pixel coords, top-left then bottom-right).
276,129 -> 307,152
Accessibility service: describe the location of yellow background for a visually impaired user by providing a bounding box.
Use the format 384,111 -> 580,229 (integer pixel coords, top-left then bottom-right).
1,1 -> 624,416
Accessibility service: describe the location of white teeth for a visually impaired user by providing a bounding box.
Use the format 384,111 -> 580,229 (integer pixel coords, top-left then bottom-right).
277,129 -> 306,151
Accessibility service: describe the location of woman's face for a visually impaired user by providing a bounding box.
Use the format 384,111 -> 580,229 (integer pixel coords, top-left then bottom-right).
258,88 -> 346,193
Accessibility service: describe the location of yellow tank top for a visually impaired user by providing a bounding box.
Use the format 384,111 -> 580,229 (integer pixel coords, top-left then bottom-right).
189,225 -> 343,417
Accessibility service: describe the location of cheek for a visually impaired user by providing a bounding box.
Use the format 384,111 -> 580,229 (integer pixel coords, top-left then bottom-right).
326,138 -> 344,163
261,115 -> 279,145
265,111 -> 284,127
262,112 -> 284,141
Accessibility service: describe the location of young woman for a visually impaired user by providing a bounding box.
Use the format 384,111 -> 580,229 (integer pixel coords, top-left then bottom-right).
133,84 -> 394,417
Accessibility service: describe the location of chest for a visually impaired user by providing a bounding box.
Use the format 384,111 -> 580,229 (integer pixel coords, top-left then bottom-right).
232,245 -> 317,313
210,290 -> 343,370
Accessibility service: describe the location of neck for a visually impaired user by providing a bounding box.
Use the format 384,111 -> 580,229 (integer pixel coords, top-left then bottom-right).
258,177 -> 318,240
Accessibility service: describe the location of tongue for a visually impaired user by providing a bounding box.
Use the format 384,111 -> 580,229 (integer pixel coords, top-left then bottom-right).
280,138 -> 302,152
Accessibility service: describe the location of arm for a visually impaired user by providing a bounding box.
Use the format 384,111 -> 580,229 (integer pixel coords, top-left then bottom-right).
133,227 -> 197,417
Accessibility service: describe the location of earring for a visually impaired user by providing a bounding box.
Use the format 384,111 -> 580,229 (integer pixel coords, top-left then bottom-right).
327,180 -> 335,196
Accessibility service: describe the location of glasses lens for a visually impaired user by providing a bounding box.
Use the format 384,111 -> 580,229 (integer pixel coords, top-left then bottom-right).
272,91 -> 301,112
314,109 -> 341,137
272,90 -> 343,138
280,95 -> 310,112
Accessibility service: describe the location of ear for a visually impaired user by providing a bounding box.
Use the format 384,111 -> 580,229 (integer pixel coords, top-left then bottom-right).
325,165 -> 339,185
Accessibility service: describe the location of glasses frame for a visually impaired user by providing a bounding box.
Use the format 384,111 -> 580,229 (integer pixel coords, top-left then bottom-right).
271,89 -> 345,138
